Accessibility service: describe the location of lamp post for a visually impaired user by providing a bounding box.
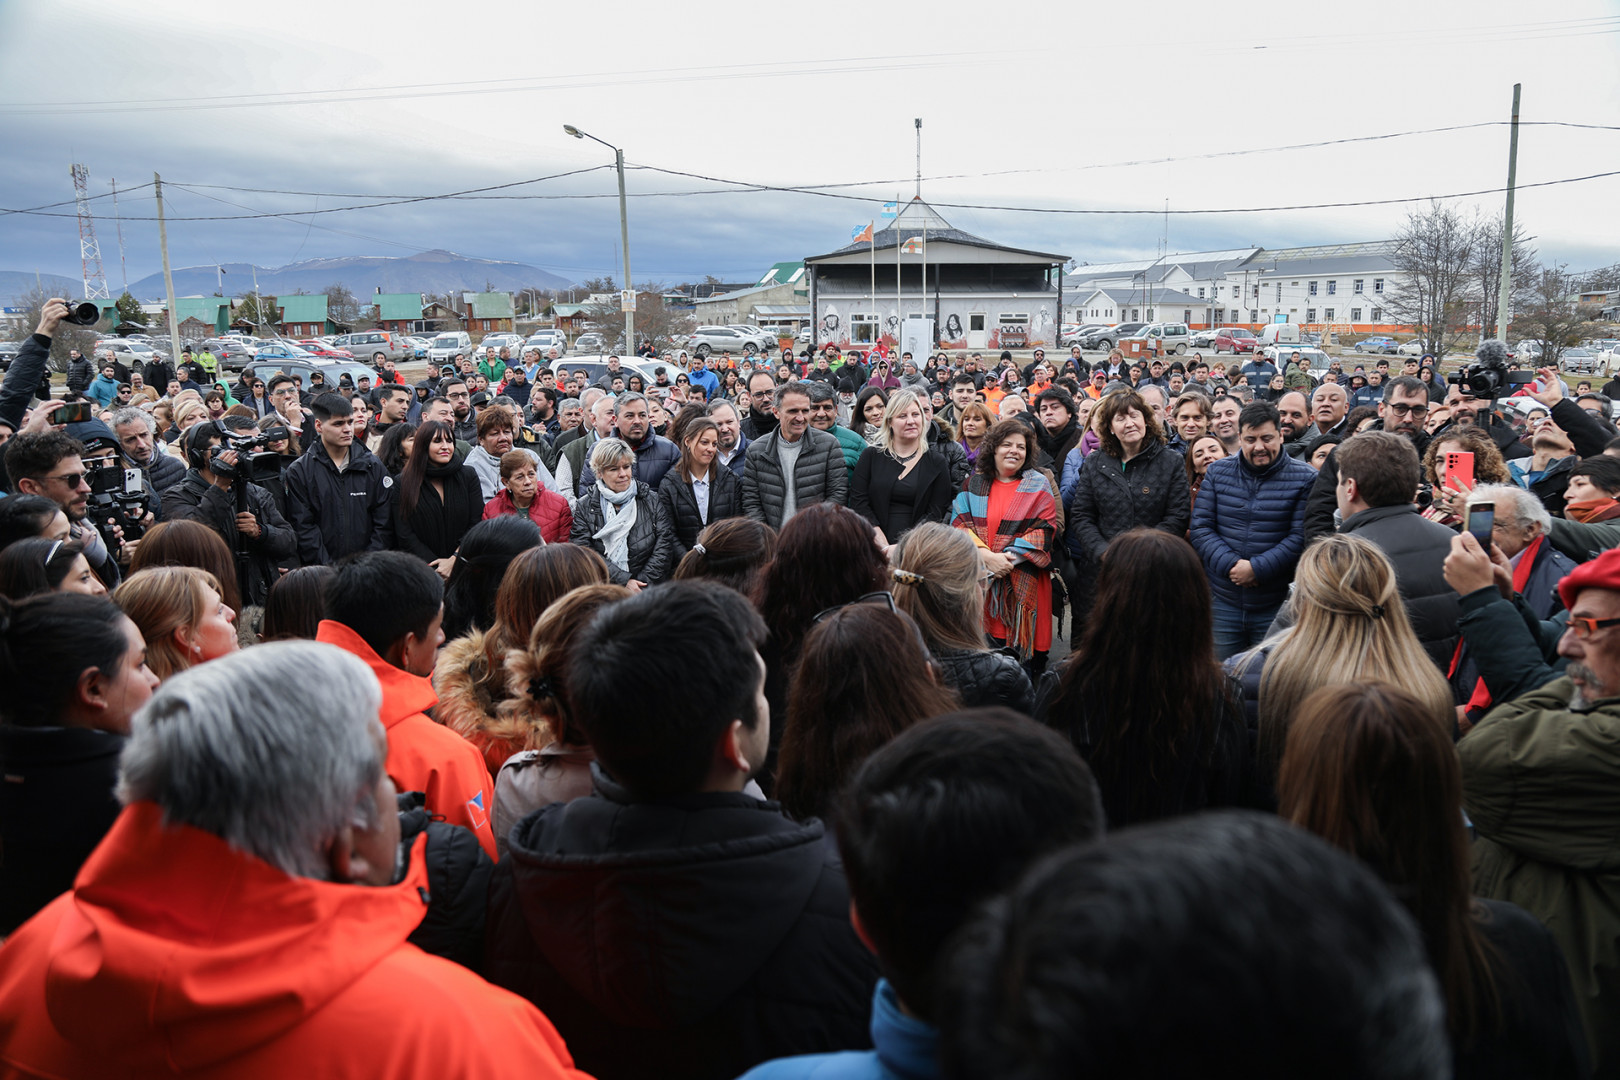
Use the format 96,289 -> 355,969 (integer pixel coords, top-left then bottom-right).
564,124 -> 633,355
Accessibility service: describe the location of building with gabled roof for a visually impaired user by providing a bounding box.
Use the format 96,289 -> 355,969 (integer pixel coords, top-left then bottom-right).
805,197 -> 1067,351
275,294 -> 339,337
462,292 -> 514,334
373,292 -> 426,334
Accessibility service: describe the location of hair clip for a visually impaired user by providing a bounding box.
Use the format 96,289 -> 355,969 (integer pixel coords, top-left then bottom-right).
1370,604 -> 1385,619
892,568 -> 925,587
693,542 -> 707,556
528,674 -> 554,701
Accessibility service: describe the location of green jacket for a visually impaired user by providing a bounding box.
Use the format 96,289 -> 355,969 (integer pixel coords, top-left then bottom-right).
1461,675 -> 1620,1073
827,423 -> 866,484
1548,515 -> 1620,564
478,358 -> 507,384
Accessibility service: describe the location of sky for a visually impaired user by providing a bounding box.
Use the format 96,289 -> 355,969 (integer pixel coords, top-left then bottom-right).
1,0 -> 1617,297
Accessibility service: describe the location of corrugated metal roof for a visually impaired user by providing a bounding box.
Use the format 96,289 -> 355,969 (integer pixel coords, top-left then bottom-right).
753,305 -> 810,317
758,261 -> 805,286
808,197 -> 1066,263
464,292 -> 514,318
373,293 -> 424,321
1075,287 -> 1207,306
276,295 -> 329,323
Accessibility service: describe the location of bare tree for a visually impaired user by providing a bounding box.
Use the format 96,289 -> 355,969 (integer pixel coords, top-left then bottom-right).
1577,262 -> 1620,292
583,282 -> 694,352
1386,201 -> 1481,357
1511,263 -> 1603,365
1469,212 -> 1537,343
10,284 -> 99,370
323,283 -> 361,328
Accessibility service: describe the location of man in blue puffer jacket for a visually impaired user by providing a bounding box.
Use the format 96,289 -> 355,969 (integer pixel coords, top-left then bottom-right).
1191,400 -> 1317,660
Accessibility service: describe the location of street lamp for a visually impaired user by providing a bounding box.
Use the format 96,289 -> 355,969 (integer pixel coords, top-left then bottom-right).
565,124 -> 633,355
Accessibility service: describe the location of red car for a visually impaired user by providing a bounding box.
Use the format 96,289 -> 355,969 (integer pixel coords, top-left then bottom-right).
297,340 -> 355,360
1212,327 -> 1257,355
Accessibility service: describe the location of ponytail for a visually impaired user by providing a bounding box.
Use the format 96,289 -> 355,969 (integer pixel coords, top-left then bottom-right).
0,592 -> 130,727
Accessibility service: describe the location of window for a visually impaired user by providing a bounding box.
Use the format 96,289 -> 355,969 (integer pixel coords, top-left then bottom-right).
1374,278 -> 1385,294
1184,310 -> 1192,322
998,313 -> 1029,327
1353,279 -> 1364,294
1308,281 -> 1318,296
852,313 -> 879,343
1252,285 -> 1260,298
1250,310 -> 1259,322
1275,284 -> 1282,303
1306,308 -> 1317,323
1131,309 -> 1140,321
1370,306 -> 1383,321
1350,307 -> 1362,322
1146,309 -> 1155,321
1327,280 -> 1337,295
969,314 -> 986,332
1197,287 -> 1205,298
1324,308 -> 1334,321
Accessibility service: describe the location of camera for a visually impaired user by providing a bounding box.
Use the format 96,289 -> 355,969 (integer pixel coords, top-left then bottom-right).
211,425 -> 290,486
1447,340 -> 1534,399
86,460 -> 148,545
62,301 -> 102,327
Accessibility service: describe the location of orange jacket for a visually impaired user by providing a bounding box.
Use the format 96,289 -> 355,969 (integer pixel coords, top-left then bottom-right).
316,620 -> 498,859
0,802 -> 591,1079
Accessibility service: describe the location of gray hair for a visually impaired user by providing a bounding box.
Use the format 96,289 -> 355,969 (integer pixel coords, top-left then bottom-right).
116,642 -> 386,880
1138,384 -> 1168,410
706,399 -> 739,421
558,396 -> 581,413
111,406 -> 156,434
1469,482 -> 1550,534
804,380 -> 836,404
614,391 -> 649,416
590,396 -> 617,420
580,386 -> 605,412
589,436 -> 635,474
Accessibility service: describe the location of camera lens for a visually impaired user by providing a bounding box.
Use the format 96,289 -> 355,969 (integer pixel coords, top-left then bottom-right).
63,301 -> 101,326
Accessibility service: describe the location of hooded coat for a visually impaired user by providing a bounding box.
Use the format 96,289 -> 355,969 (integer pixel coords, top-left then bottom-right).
484,769 -> 879,1080
316,620 -> 498,859
0,803 -> 588,1079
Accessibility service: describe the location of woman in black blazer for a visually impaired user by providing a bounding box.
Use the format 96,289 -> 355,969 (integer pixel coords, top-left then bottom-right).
658,417 -> 743,554
850,388 -> 956,549
391,419 -> 485,577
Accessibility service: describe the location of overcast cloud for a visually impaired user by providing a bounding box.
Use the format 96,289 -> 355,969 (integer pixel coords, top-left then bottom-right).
1,0 -> 1616,294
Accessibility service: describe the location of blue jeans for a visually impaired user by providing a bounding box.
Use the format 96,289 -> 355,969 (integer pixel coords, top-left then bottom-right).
1212,599 -> 1279,662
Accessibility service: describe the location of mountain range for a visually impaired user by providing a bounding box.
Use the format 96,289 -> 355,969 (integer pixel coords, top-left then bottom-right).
2,251 -> 575,305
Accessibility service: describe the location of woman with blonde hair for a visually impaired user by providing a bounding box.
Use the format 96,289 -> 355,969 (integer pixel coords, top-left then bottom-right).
490,583 -> 629,855
164,399 -> 209,460
434,545 -> 610,775
112,565 -> 238,681
852,387 -> 955,550
890,522 -> 1033,712
1227,534 -> 1454,785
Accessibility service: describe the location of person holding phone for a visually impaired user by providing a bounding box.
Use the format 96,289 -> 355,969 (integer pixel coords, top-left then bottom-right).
1333,431 -> 1463,671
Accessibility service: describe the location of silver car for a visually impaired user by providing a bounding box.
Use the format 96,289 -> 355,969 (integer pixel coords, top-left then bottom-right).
687,325 -> 758,358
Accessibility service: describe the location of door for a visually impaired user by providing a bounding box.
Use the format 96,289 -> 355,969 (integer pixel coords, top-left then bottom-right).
967,312 -> 988,350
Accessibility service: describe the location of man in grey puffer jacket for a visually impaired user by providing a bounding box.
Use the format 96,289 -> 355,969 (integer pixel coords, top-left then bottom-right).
742,381 -> 848,529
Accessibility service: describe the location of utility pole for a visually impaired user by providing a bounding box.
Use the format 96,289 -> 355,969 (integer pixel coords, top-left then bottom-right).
154,173 -> 181,362
1496,83 -> 1522,342
563,125 -> 634,354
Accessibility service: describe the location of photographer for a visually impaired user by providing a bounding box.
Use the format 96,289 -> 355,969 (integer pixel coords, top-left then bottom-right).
0,299 -> 70,432
4,430 -> 128,588
161,418 -> 296,606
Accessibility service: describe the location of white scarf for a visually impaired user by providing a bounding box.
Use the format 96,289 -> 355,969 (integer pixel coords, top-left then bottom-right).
593,480 -> 639,572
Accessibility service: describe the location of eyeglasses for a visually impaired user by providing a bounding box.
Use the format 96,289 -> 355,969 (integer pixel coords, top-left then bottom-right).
40,470 -> 88,488
1567,615 -> 1620,639
813,591 -> 896,624
1386,402 -> 1429,417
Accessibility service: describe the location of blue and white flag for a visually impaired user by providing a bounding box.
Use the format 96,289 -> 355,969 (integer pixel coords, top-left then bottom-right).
880,202 -> 898,219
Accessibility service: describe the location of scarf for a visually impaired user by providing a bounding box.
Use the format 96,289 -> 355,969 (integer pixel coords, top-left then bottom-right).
593,481 -> 639,572
425,457 -> 462,479
1566,497 -> 1620,523
1036,417 -> 1078,455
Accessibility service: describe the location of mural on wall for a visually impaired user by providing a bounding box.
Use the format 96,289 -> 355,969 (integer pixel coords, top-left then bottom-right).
941,313 -> 966,349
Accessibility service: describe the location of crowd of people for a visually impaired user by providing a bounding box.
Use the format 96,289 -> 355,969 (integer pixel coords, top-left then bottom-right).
1,297 -> 1618,1078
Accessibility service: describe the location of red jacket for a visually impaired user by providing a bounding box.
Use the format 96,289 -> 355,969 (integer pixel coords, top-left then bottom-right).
483,486 -> 573,544
0,803 -> 590,1079
315,620 -> 498,859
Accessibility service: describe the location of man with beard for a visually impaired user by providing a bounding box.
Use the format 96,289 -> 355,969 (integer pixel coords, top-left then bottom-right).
442,379 -> 479,444
1167,391 -> 1212,454
1447,540 -> 1620,1075
1305,375 -> 1433,540
1191,401 -> 1316,660
1277,391 -> 1318,459
1435,384 -> 1531,465
741,372 -> 780,441
4,430 -> 127,586
708,399 -> 749,480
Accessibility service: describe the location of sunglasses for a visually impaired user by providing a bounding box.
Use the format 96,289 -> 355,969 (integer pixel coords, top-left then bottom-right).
813,591 -> 896,624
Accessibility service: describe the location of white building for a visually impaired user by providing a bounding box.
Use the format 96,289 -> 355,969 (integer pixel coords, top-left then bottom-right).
805,198 -> 1067,351
1070,287 -> 1209,325
1064,248 -> 1259,329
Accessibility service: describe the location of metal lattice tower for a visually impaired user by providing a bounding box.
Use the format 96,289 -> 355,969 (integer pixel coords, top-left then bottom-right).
70,163 -> 111,301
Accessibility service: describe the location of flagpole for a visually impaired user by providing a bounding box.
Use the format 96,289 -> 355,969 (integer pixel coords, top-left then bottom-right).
869,222 -> 876,347
895,198 -> 902,353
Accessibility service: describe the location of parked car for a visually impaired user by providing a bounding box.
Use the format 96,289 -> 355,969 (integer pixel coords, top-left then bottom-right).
427,331 -> 473,363
1262,346 -> 1330,370
547,356 -> 665,390
1127,322 -> 1192,356
244,357 -> 380,393
1354,335 -> 1399,355
297,340 -> 355,360
1085,323 -> 1147,351
252,342 -> 316,361
1189,328 -> 1221,348
525,329 -> 568,357
1561,347 -> 1600,375
1395,339 -> 1433,358
198,338 -> 258,372
1063,323 -> 1109,347
400,336 -> 432,359
1300,331 -> 1322,347
94,338 -> 169,366
727,325 -> 777,351
1212,327 -> 1258,355
0,342 -> 20,372
329,330 -> 409,364
474,332 -> 526,356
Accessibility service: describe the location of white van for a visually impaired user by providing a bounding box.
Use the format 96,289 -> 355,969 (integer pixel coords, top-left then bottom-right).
427,331 -> 472,363
1129,322 -> 1191,355
1259,323 -> 1301,347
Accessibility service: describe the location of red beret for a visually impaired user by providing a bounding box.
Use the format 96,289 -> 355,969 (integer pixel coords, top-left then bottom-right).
1559,546 -> 1620,610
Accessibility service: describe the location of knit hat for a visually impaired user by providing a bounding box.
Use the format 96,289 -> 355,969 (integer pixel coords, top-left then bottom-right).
65,419 -> 119,453
1559,547 -> 1620,610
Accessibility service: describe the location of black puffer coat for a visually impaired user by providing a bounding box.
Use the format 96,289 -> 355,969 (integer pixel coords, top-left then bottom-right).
484,768 -> 878,1080
1065,441 -> 1191,562
740,428 -> 848,529
396,790 -> 492,973
571,480 -> 675,585
658,466 -> 744,553
1340,502 -> 1462,674
65,354 -> 94,396
933,648 -> 1035,714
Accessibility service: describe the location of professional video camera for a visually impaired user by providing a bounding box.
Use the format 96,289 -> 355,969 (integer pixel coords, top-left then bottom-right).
1447,340 -> 1534,399
85,459 -> 148,546
209,424 -> 290,486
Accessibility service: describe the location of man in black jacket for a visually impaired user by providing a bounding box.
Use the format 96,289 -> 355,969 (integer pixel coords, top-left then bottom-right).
484,583 -> 878,1080
740,371 -> 780,441
1305,375 -> 1433,540
283,394 -> 391,566
162,419 -> 298,605
1334,430 -> 1461,672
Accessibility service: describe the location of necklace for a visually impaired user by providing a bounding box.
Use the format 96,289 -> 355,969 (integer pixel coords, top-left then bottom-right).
891,446 -> 920,464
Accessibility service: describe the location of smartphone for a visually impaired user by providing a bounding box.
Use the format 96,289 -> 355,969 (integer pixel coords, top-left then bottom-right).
1467,502 -> 1495,545
51,401 -> 92,424
1443,450 -> 1475,493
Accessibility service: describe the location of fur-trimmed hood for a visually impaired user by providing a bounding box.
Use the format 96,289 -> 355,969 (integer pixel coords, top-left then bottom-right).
433,630 -> 546,775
